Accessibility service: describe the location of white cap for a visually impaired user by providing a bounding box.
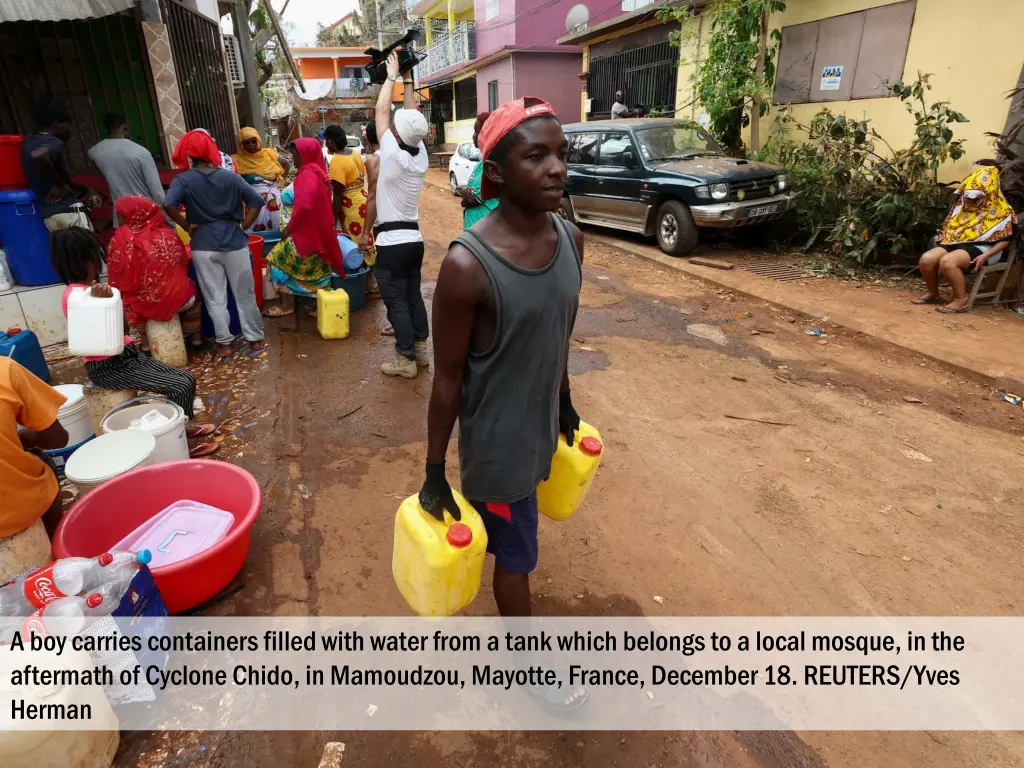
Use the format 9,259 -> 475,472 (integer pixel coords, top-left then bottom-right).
393,109 -> 428,147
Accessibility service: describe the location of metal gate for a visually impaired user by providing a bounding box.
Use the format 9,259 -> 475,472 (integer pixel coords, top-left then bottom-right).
163,0 -> 237,153
589,40 -> 679,118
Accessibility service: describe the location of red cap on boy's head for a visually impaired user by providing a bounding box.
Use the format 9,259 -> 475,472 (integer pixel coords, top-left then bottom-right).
478,97 -> 556,201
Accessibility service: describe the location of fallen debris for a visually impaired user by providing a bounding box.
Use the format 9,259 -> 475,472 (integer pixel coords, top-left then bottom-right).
902,396 -> 923,404
724,414 -> 795,426
339,404 -> 364,419
731,376 -> 747,382
690,257 -> 734,270
318,742 -> 346,768
652,595 -> 664,605
901,449 -> 933,463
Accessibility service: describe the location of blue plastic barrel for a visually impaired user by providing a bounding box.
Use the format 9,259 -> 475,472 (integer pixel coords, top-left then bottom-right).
0,327 -> 50,381
0,189 -> 60,286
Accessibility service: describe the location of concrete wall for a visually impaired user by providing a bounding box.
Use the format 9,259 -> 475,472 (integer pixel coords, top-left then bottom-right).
474,0 -> 516,57
765,0 -> 1024,181
476,56 -> 514,111
511,51 -> 583,124
474,0 -> 623,59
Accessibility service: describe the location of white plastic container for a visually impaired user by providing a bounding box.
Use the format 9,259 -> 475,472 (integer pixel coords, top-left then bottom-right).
101,397 -> 188,465
66,286 -> 125,358
0,648 -> 119,768
64,430 -> 156,496
51,384 -> 94,446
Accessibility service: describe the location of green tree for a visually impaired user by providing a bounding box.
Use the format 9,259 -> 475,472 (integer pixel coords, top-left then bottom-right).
665,0 -> 786,155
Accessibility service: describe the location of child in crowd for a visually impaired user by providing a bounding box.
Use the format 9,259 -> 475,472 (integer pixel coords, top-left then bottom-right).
50,227 -> 217,457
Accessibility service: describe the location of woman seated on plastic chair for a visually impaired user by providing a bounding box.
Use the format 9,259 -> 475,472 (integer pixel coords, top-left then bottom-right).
914,166 -> 1017,314
262,138 -> 344,319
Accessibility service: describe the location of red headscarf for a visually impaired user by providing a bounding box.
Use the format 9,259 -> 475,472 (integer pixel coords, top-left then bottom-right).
289,137 -> 344,275
107,196 -> 195,326
172,130 -> 222,170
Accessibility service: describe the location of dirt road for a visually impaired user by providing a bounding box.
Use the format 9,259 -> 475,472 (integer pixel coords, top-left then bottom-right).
119,181 -> 1024,768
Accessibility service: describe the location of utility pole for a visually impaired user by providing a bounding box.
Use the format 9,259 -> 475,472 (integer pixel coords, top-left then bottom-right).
375,0 -> 383,49
233,0 -> 265,130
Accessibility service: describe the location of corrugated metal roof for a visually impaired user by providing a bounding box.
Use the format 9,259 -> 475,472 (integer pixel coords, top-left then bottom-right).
0,0 -> 135,23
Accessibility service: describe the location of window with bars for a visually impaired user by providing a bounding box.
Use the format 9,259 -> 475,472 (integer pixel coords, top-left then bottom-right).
485,0 -> 500,21
454,76 -> 477,122
488,80 -> 498,111
588,40 -> 679,118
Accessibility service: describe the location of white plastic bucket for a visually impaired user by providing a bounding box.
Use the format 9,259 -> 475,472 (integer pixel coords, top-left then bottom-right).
64,430 -> 156,496
52,383 -> 94,446
100,396 -> 188,465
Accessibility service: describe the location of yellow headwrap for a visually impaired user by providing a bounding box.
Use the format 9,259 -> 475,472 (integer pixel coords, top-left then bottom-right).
938,166 -> 1016,245
232,127 -> 285,183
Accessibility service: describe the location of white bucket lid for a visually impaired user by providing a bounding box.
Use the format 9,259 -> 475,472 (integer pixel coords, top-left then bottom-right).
53,384 -> 85,413
64,430 -> 156,483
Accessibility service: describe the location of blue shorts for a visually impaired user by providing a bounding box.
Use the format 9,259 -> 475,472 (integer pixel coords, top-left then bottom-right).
470,492 -> 539,574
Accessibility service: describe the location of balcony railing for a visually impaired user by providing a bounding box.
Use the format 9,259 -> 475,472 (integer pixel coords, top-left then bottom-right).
418,21 -> 475,78
334,77 -> 370,99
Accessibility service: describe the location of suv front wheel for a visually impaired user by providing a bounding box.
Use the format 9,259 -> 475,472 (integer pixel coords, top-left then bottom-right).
656,200 -> 699,257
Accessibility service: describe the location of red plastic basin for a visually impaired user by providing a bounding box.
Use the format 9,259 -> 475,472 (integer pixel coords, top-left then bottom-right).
52,460 -> 262,614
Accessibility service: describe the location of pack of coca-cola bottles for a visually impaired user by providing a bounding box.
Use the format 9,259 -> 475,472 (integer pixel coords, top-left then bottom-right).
0,550 -> 151,640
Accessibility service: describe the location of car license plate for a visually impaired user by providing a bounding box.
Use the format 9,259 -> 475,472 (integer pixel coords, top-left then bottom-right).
747,204 -> 778,218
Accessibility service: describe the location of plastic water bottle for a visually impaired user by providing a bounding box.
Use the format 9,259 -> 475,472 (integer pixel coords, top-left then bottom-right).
88,551 -> 152,615
0,551 -> 149,614
0,557 -> 106,612
0,249 -> 11,291
22,593 -> 105,638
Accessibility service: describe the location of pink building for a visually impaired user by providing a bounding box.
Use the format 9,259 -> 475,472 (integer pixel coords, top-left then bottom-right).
413,0 -> 622,146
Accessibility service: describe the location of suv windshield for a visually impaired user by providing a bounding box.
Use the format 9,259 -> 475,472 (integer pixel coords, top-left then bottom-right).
635,122 -> 723,161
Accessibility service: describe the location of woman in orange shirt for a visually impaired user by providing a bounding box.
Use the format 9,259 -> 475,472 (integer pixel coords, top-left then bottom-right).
0,358 -> 68,541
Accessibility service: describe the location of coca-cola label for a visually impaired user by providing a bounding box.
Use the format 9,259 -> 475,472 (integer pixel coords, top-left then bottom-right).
22,564 -> 67,608
22,611 -> 47,640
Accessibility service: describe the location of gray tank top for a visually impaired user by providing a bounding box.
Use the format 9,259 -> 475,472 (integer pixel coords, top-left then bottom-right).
454,214 -> 582,503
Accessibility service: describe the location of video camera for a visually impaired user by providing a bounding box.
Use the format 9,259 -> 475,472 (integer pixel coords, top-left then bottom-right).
364,29 -> 425,85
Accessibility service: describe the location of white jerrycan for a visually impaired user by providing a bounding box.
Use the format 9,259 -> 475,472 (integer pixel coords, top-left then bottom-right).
66,286 -> 125,358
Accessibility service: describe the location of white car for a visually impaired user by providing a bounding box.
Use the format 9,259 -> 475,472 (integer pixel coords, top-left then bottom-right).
449,141 -> 480,196
322,135 -> 364,166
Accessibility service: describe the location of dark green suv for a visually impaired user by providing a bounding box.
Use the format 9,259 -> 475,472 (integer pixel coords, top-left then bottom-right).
559,119 -> 795,257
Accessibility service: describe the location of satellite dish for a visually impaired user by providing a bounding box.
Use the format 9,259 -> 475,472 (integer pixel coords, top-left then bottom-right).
565,4 -> 589,33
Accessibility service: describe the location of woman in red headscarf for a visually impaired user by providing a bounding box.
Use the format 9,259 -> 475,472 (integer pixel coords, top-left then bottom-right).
107,196 -> 203,348
263,138 -> 344,318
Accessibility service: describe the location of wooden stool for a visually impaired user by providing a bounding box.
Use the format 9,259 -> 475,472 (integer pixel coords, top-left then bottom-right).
83,382 -> 137,436
0,519 -> 51,584
145,315 -> 188,367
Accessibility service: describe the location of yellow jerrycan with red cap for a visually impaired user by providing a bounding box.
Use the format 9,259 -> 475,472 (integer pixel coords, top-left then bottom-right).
536,421 -> 604,521
392,490 -> 488,617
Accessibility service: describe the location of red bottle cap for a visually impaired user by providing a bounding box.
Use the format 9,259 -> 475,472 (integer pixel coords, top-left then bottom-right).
85,593 -> 103,609
579,436 -> 603,457
446,523 -> 473,548
98,553 -> 113,566
7,327 -> 22,335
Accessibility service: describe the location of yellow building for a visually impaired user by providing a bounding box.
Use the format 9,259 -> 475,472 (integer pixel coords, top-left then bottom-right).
571,0 -> 1024,183
762,0 -> 1024,182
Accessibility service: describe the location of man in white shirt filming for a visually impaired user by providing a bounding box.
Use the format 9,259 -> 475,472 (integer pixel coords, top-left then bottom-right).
373,51 -> 430,379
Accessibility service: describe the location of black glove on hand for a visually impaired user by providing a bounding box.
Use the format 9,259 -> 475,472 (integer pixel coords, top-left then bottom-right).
419,460 -> 461,522
558,390 -> 581,448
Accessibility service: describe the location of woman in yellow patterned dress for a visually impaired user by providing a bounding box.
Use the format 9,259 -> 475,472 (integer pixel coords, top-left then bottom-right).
325,125 -> 377,297
914,165 -> 1017,314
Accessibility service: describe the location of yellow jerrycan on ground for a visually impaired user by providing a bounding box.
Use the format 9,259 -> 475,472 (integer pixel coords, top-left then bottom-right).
316,288 -> 350,339
536,420 -> 604,521
392,490 -> 487,617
